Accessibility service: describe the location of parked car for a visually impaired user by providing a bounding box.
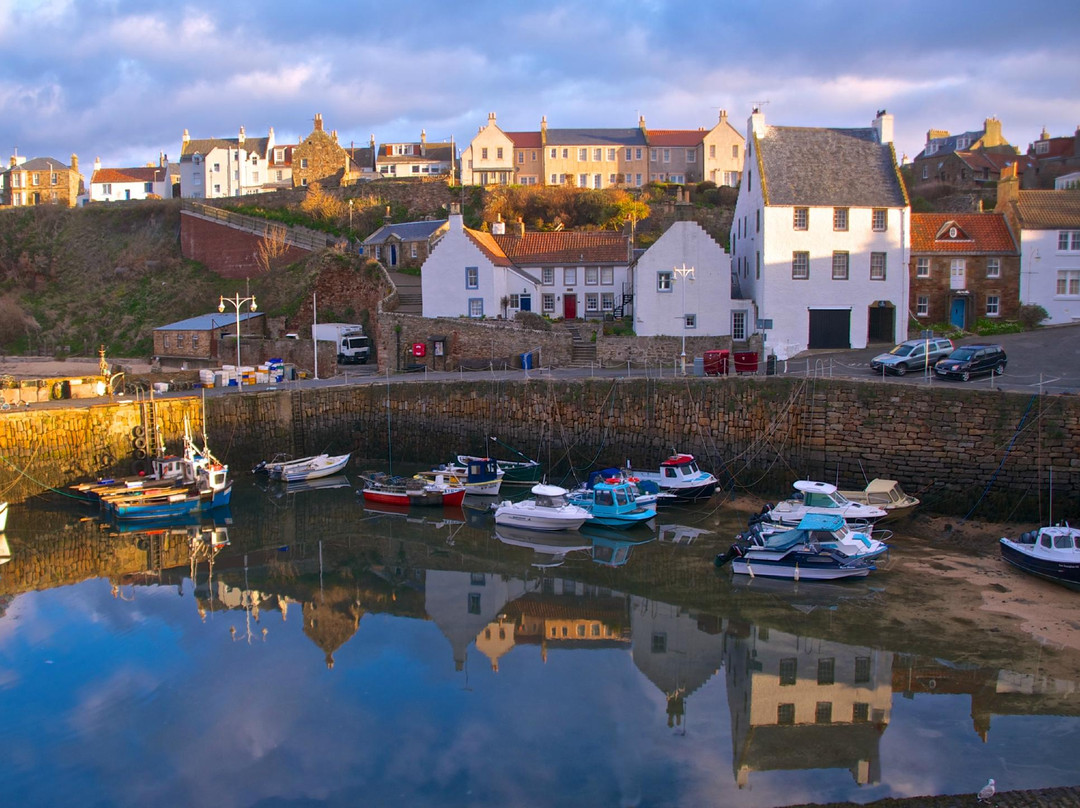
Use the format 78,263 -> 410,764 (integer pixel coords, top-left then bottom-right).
934,344 -> 1008,381
870,337 -> 955,376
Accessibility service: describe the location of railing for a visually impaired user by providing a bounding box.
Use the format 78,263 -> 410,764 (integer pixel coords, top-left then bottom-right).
181,200 -> 345,252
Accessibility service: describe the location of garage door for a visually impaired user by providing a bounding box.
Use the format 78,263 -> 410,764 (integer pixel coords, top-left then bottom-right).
808,309 -> 851,349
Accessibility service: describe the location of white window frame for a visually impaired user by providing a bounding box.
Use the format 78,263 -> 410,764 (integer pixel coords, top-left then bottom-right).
916,295 -> 929,317
1056,270 -> 1080,296
600,266 -> 613,285
601,292 -> 614,311
465,266 -> 479,289
468,298 -> 484,318
657,271 -> 673,292
585,266 -> 598,285
792,251 -> 810,280
986,258 -> 1000,278
732,310 -> 747,340
870,252 -> 887,281
563,267 -> 577,285
833,208 -> 849,231
986,295 -> 1000,316
793,208 -> 808,230
542,293 -> 555,312
1058,230 -> 1080,251
684,313 -> 696,329
578,148 -> 588,161
586,293 -> 599,312
916,257 -> 930,278
872,209 -> 887,231
832,251 -> 849,280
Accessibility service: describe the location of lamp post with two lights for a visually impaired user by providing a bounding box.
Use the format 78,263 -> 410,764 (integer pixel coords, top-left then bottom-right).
219,292 -> 257,379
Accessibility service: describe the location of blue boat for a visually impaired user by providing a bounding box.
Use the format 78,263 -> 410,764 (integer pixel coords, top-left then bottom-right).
569,479 -> 656,529
105,480 -> 232,521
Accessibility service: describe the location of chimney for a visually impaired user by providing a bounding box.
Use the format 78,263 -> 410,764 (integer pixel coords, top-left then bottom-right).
488,112 -> 496,126
872,110 -> 894,146
421,129 -> 427,145
94,156 -> 101,173
492,214 -> 505,235
983,117 -> 1003,147
314,113 -> 323,132
995,162 -> 1020,211
719,109 -> 728,124
71,154 -> 78,173
332,129 -> 338,143
238,125 -> 246,145
159,151 -> 166,167
749,107 -> 766,140
517,217 -> 525,236
182,129 -> 190,145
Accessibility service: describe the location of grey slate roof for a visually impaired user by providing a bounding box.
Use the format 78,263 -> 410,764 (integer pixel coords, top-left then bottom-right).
180,137 -> 271,162
544,128 -> 647,147
363,220 -> 447,245
3,156 -> 72,172
157,312 -> 263,331
758,126 -> 905,208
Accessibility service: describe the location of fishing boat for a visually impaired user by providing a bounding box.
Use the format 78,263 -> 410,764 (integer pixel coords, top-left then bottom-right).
270,453 -> 351,482
460,436 -> 542,485
493,483 -> 593,532
626,454 -> 718,501
837,479 -> 920,517
714,513 -> 886,580
568,478 -> 657,529
424,456 -> 504,496
755,480 -> 887,527
572,468 -> 675,507
359,472 -> 466,508
999,524 -> 1080,591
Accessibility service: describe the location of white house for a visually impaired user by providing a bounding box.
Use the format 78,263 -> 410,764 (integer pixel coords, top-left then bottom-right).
730,109 -> 910,358
421,210 -> 631,320
634,220 -> 746,339
996,165 -> 1080,323
89,156 -> 172,202
179,126 -> 275,199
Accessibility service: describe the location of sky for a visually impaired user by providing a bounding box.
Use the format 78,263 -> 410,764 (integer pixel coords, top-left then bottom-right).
2,0 -> 1079,177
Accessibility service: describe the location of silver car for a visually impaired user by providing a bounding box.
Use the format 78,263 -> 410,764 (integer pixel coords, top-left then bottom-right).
869,337 -> 955,376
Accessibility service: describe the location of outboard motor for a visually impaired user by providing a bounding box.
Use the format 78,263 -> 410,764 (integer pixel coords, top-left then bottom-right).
714,544 -> 744,568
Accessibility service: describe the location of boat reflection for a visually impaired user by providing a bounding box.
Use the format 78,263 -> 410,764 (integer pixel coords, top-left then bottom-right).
585,525 -> 656,567
492,525 -> 592,567
256,473 -> 353,499
657,522 -> 712,544
728,573 -> 877,612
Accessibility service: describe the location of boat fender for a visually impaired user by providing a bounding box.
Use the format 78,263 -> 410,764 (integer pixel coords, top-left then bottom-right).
99,452 -> 115,468
132,425 -> 145,438
131,458 -> 150,476
133,436 -> 147,450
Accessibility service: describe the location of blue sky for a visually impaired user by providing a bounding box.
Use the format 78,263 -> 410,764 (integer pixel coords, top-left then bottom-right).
2,0 -> 1079,175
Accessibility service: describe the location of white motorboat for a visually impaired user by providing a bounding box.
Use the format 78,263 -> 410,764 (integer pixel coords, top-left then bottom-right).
1000,524 -> 1080,591
837,479 -> 919,517
740,513 -> 890,563
493,483 -> 593,532
758,480 -> 887,527
272,453 -> 351,483
627,454 -> 718,500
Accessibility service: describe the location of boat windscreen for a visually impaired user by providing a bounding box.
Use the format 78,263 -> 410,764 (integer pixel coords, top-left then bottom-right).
763,528 -> 810,551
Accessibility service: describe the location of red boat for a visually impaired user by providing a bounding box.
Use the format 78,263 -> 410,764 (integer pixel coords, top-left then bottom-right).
360,473 -> 466,508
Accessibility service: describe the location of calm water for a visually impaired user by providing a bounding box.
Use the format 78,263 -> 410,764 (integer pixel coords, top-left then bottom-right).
1,475 -> 1078,808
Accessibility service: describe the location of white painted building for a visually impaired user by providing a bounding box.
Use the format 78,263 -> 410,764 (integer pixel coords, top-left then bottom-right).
459,112 -> 516,186
89,156 -> 172,202
730,109 -> 910,359
996,168 -> 1080,323
634,220 -> 747,339
179,126 -> 275,199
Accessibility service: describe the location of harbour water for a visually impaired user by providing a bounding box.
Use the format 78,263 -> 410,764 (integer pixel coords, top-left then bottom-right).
1,474 -> 1077,807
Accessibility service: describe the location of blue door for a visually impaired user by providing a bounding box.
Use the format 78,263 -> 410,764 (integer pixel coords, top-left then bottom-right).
520,295 -> 532,312
950,298 -> 966,330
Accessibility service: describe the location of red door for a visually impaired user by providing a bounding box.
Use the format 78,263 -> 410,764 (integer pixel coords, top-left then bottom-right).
563,295 -> 577,319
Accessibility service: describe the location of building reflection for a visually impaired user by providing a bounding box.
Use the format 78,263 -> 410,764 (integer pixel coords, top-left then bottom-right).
722,620 -> 892,788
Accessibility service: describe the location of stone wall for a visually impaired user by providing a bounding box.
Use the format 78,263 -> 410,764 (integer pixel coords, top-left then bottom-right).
180,211 -> 312,277
2,379 -> 1075,520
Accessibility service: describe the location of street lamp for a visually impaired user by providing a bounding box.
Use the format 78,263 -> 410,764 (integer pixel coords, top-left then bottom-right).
673,263 -> 695,375
348,198 -> 354,232
219,292 -> 257,376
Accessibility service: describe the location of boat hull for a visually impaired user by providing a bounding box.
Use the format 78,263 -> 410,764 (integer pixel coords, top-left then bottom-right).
1000,539 -> 1080,591
109,484 -> 232,521
730,555 -> 873,580
276,453 -> 351,482
494,512 -> 590,531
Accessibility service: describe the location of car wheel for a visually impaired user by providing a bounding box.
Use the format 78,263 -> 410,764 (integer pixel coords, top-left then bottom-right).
961,371 -> 971,382
894,363 -> 907,376
994,363 -> 1005,376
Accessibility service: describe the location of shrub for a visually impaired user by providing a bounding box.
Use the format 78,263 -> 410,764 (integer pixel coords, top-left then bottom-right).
1018,304 -> 1049,330
973,318 -> 1023,336
515,311 -> 551,331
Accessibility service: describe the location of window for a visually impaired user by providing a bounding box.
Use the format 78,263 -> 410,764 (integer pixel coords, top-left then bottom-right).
731,144 -> 739,159
301,159 -> 310,169
815,702 -> 833,724
578,173 -> 587,187
650,148 -> 658,162
411,243 -> 418,259
625,148 -> 632,160
854,657 -> 871,684
636,174 -> 642,185
686,150 -> 696,163
585,266 -> 598,285
51,172 -> 58,185
550,174 -> 558,184
481,147 -> 488,160
870,252 -> 887,280
984,294 -> 1000,316
518,151 -> 524,164
777,704 -> 796,725
1058,230 -> 1080,251
542,293 -> 555,312
792,251 -> 810,279
657,271 -> 673,292
468,593 -> 481,614
663,148 -> 670,163
651,633 -> 667,653
832,251 -> 849,280
607,148 -> 616,161
586,293 -> 598,312
853,703 -> 870,723
176,334 -> 185,348
1056,270 -> 1080,295
684,313 -> 696,329
542,267 -> 555,285
817,658 -> 836,686
578,148 -> 587,161
793,208 -> 808,230
496,147 -> 503,159
601,292 -> 614,311
635,148 -> 643,160
592,148 -> 601,161
873,209 -> 887,231
779,658 -> 797,686
833,207 -> 849,230
609,174 -> 617,185
987,258 -> 1001,278
374,246 -> 382,260
562,148 -> 569,159
550,148 -> 557,159
192,334 -> 199,348
468,298 -> 483,318
31,173 -> 39,185
162,335 -> 170,349
563,267 -> 577,285
917,295 -> 929,316
599,266 -> 613,285
509,294 -> 520,308
755,209 -> 760,233
916,257 -> 930,277
465,266 -> 478,289
102,183 -> 112,195
593,174 -> 601,189
276,170 -> 283,181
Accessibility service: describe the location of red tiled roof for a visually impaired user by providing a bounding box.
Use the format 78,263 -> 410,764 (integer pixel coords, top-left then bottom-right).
508,131 -> 542,148
648,130 -> 705,146
91,166 -> 165,184
493,231 -> 628,264
910,213 -> 1017,253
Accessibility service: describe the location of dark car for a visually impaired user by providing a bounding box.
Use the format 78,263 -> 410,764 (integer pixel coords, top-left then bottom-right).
934,344 -> 1007,381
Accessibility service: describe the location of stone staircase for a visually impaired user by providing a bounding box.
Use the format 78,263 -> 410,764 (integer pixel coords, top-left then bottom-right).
386,270 -> 423,315
566,325 -> 598,367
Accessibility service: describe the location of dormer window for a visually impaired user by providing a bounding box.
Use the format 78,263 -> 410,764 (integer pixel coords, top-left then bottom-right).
193,154 -> 202,165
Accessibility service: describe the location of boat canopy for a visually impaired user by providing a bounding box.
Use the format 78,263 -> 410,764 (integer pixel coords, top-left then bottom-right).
794,513 -> 847,532
763,527 -> 812,551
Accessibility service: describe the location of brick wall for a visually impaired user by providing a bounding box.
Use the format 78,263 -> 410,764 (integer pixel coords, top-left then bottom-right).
180,211 -> 311,277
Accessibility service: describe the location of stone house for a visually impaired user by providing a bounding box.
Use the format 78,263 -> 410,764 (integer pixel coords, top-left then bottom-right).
539,117 -> 649,190
152,311 -> 266,369
645,112 -> 745,187
1025,126 -> 1080,189
292,113 -> 356,189
362,219 -> 449,270
1,154 -> 82,207
909,212 -> 1020,330
996,164 -> 1080,325
89,155 -> 172,202
730,109 -> 909,359
179,126 -> 274,199
909,117 -> 1020,198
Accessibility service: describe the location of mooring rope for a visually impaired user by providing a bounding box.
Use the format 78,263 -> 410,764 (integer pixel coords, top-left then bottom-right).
962,394 -> 1038,522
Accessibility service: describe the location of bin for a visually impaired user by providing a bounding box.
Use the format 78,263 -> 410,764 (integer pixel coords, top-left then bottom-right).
703,349 -> 730,376
734,351 -> 759,374
521,352 -> 533,370
692,357 -> 704,376
766,355 -> 777,376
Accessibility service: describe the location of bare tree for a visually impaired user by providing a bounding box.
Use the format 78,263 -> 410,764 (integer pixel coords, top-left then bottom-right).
255,224 -> 290,273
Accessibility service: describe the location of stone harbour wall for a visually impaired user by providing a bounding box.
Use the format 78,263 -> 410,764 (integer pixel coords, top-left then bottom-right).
1,378 -> 1076,520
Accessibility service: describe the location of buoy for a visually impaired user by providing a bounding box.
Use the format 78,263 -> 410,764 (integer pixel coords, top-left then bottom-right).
794,563 -> 800,582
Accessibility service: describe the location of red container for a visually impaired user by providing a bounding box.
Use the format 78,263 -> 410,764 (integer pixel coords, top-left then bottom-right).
703,349 -> 729,376
733,351 -> 759,374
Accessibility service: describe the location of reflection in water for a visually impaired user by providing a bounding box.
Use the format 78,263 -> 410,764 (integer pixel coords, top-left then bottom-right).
2,483 -> 1079,806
